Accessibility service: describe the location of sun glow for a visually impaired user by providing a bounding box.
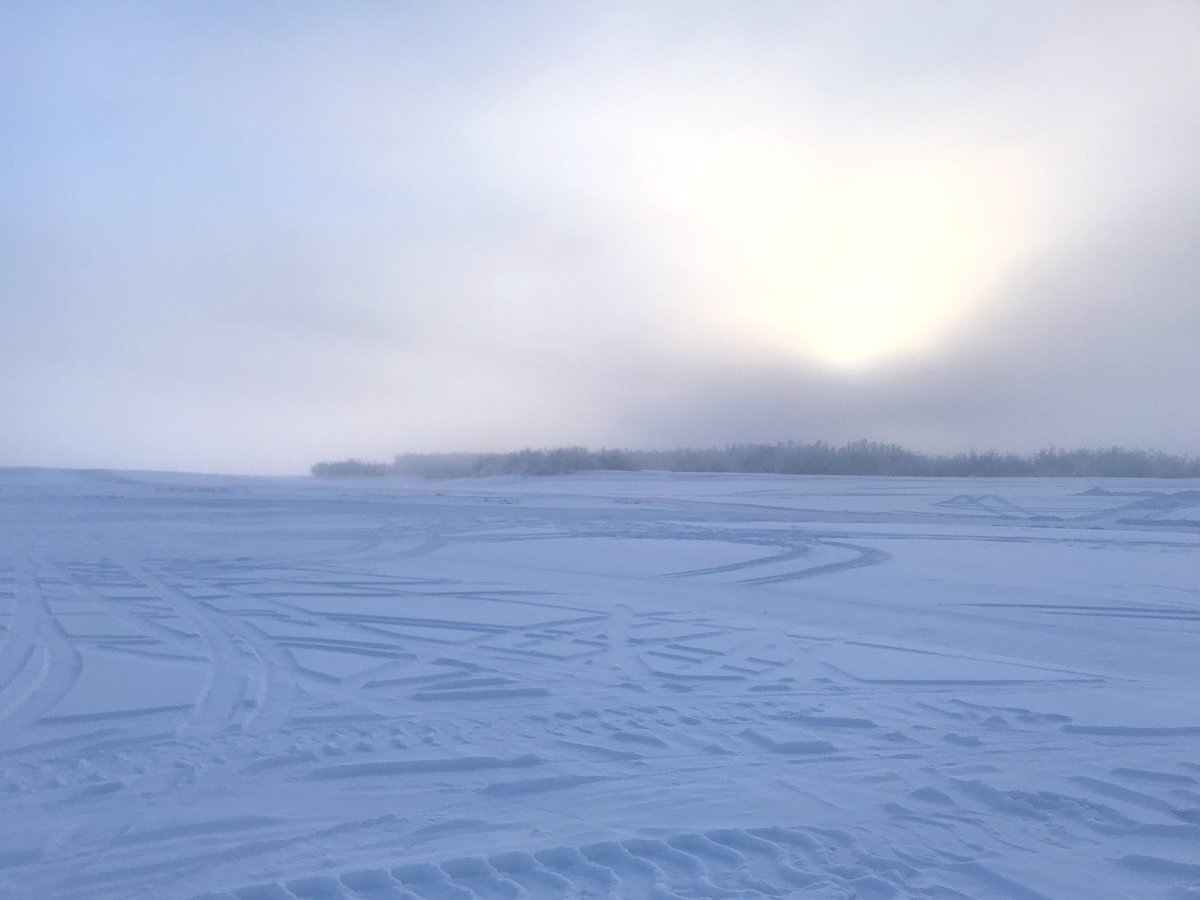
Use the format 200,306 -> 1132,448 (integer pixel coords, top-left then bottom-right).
646,136 -> 1044,369
486,73 -> 1048,370
780,172 -> 1028,368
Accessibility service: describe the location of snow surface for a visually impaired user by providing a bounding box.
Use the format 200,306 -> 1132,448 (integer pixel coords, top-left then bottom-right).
0,468 -> 1197,899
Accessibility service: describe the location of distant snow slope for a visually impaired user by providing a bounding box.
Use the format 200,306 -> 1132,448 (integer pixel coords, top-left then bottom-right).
0,469 -> 1197,899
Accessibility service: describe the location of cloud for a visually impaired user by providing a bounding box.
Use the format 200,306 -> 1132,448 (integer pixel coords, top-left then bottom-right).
1,2 -> 1198,471
603,182 -> 1200,455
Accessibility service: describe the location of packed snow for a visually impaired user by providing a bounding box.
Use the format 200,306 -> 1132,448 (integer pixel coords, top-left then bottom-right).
0,468 -> 1197,899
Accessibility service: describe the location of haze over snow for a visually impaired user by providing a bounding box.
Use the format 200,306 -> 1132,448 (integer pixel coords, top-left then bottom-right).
2,2 -> 1198,473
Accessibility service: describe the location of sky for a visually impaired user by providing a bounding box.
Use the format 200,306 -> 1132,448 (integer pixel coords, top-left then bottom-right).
2,1 -> 1198,474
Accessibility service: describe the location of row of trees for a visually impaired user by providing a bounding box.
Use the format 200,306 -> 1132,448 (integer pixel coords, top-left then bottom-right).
311,441 -> 1200,479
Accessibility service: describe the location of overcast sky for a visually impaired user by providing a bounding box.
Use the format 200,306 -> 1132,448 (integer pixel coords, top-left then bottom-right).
3,2 -> 1198,474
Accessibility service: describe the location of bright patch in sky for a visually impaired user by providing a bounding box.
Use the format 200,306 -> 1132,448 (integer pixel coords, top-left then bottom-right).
482,56 -> 1046,370
673,142 -> 1040,368
3,1 -> 1199,471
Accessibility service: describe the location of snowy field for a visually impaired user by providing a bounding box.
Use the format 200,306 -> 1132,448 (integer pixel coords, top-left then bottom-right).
0,468 -> 1198,900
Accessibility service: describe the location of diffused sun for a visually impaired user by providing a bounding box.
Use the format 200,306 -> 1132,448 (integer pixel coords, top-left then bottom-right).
583,115 -> 1044,370
772,170 -> 1015,369
668,142 -> 1041,370
490,79 -> 1044,370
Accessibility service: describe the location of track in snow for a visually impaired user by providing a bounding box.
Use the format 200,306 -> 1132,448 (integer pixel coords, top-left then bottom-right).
0,469 -> 1197,899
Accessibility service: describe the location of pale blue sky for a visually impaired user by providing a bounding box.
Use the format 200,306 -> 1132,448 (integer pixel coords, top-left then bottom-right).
3,2 -> 1198,473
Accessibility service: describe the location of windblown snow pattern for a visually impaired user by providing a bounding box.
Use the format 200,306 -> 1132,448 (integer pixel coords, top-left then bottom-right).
0,469 -> 1197,898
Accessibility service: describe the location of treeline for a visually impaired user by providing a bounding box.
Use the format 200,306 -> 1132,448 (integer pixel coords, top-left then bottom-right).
311,441 -> 1200,479
310,459 -> 394,478
393,447 -> 637,478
